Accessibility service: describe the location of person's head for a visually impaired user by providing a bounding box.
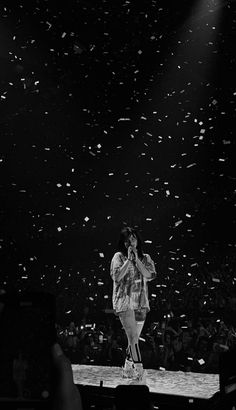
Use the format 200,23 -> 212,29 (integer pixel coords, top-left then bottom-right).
69,321 -> 75,330
197,336 -> 209,353
172,336 -> 182,352
182,330 -> 193,348
164,331 -> 172,345
118,226 -> 144,258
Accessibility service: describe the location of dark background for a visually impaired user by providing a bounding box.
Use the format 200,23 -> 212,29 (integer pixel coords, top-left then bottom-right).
0,0 -> 235,324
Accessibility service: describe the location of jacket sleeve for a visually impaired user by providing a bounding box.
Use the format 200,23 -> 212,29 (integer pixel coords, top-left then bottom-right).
110,252 -> 123,282
143,254 -> 157,281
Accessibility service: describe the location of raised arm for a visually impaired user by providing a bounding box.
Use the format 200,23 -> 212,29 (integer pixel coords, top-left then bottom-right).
110,252 -> 132,283
136,253 -> 156,280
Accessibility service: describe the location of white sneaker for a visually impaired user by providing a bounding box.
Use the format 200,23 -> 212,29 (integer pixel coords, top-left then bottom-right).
122,358 -> 135,378
129,363 -> 147,384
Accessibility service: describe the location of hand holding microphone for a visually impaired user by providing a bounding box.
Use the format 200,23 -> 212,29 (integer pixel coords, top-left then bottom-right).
128,246 -> 133,261
128,245 -> 137,263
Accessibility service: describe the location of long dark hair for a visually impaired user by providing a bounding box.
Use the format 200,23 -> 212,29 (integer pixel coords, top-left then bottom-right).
117,226 -> 144,259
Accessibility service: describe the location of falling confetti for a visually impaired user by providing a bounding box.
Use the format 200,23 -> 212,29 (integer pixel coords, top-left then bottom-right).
0,0 -> 235,326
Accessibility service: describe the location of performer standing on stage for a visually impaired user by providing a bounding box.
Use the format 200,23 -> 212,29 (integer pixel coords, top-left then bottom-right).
110,226 -> 157,383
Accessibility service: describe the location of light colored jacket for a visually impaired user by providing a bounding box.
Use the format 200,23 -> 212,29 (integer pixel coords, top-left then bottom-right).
110,252 -> 156,313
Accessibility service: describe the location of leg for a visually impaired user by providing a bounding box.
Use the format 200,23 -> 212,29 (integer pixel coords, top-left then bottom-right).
136,321 -> 145,339
119,309 -> 142,363
135,308 -> 147,339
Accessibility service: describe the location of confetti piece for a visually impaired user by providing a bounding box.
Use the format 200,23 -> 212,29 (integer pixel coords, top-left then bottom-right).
174,220 -> 183,227
198,359 -> 205,365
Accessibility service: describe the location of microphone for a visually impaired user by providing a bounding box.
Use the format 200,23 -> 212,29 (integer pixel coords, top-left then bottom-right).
132,250 -> 135,258
129,247 -> 137,264
128,246 -> 134,261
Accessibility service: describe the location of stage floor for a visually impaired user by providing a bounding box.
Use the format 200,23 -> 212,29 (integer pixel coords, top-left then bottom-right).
72,365 -> 219,400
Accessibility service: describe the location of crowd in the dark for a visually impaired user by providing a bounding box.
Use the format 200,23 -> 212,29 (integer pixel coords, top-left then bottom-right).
57,254 -> 236,374
57,314 -> 236,374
